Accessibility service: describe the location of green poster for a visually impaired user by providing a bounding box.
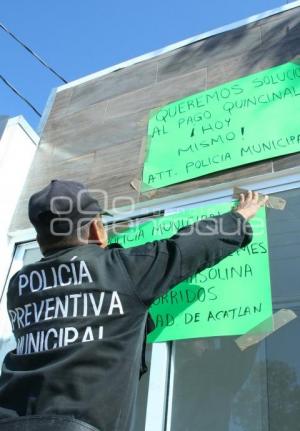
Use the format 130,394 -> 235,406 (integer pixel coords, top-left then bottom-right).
142,61 -> 300,190
109,203 -> 273,342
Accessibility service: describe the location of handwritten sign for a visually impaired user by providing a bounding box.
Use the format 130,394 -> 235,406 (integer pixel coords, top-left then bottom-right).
109,203 -> 273,342
142,61 -> 300,190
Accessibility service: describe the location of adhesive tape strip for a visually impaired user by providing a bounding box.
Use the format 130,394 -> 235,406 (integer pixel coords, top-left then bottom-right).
130,178 -> 158,198
233,187 -> 286,210
235,309 -> 297,351
130,178 -> 141,193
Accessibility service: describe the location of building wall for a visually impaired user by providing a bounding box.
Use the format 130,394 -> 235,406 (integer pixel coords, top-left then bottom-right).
0,116 -> 38,302
9,4 -> 300,232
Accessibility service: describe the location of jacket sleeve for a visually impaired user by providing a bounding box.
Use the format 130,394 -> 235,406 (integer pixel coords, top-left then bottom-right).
117,211 -> 253,307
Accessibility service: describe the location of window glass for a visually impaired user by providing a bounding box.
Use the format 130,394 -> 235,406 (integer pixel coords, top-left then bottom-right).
267,189 -> 300,300
0,338 -> 15,372
23,246 -> 42,265
170,338 -> 267,431
266,306 -> 300,431
0,245 -> 42,370
168,187 -> 300,431
133,345 -> 152,431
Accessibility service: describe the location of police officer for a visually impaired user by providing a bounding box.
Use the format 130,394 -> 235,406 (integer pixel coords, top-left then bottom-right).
0,180 -> 268,431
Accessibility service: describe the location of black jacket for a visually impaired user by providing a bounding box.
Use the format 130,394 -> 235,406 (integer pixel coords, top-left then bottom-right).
0,211 -> 252,431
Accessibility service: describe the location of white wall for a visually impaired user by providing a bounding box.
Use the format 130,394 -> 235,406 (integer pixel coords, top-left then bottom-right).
0,116 -> 39,352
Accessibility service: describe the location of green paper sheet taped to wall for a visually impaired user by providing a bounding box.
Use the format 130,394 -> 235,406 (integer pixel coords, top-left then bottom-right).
109,203 -> 273,343
142,61 -> 300,190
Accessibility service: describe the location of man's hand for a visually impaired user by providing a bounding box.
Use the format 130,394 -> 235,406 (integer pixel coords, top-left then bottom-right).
234,190 -> 269,220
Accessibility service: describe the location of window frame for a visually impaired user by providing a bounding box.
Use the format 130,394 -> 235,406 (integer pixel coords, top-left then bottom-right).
0,170 -> 299,430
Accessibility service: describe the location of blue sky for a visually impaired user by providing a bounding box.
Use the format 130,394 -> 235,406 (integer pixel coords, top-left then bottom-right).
0,0 -> 292,130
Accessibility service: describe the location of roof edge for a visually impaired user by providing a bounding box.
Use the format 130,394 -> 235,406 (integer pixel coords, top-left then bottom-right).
7,116 -> 40,145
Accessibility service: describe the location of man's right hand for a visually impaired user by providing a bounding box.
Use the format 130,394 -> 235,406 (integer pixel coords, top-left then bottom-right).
234,190 -> 269,220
